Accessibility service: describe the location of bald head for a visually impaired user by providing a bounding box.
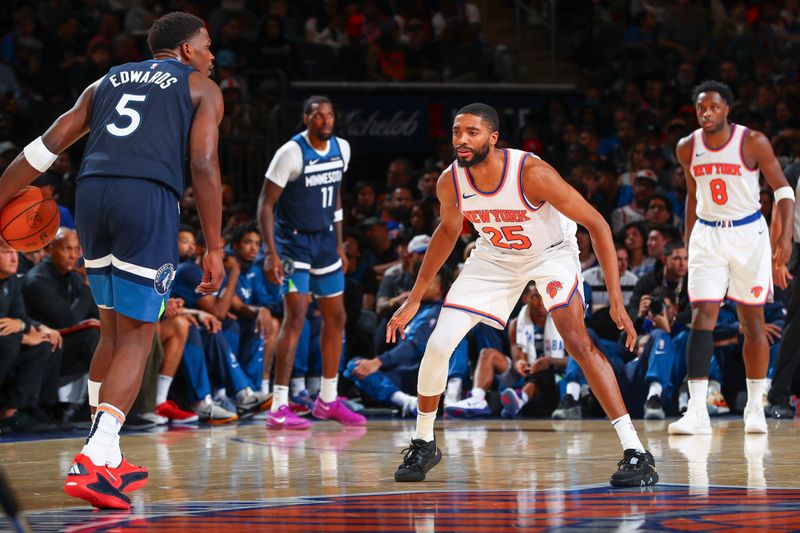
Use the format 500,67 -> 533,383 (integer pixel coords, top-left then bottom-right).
50,227 -> 81,274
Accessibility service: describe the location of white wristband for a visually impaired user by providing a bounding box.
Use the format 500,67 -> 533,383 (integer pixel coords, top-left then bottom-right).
23,136 -> 57,173
333,208 -> 343,222
774,186 -> 794,203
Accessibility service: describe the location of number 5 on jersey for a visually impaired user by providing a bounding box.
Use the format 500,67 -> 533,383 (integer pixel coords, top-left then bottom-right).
482,225 -> 532,250
106,93 -> 147,137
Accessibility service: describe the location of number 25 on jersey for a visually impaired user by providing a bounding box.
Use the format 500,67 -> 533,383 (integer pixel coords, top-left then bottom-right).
482,225 -> 532,250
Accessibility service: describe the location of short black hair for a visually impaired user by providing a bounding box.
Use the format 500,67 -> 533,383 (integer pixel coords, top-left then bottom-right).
664,239 -> 686,258
303,95 -> 332,116
456,103 -> 499,132
147,12 -> 205,55
692,80 -> 734,106
649,223 -> 680,242
231,222 -> 260,246
178,224 -> 195,234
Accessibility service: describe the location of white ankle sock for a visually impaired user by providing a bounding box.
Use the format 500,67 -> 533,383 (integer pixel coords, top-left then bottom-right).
106,434 -> 122,468
746,378 -> 767,408
261,379 -> 270,394
414,409 -> 437,442
156,374 -> 172,406
647,381 -> 663,400
688,379 -> 708,410
566,382 -> 580,401
271,385 -> 289,412
81,403 -> 125,467
611,413 -> 645,452
291,377 -> 306,398
320,376 -> 338,403
470,387 -> 486,402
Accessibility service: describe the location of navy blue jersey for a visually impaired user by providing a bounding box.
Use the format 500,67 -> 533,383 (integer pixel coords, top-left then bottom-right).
77,58 -> 195,198
275,133 -> 345,233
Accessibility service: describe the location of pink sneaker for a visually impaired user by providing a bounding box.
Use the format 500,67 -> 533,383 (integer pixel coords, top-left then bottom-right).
266,404 -> 312,430
312,398 -> 367,426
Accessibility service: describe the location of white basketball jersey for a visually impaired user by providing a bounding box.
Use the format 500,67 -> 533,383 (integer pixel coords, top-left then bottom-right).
451,148 -> 577,258
690,124 -> 760,220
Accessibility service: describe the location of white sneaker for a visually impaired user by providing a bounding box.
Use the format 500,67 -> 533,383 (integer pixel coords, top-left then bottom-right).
193,399 -> 238,424
444,395 -> 490,418
139,412 -> 168,425
668,405 -> 711,435
743,403 -> 768,434
401,396 -> 418,418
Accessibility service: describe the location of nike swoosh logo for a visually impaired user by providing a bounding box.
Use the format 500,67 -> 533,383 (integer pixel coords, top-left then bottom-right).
695,152 -> 706,157
272,416 -> 286,423
462,193 -> 477,199
309,159 -> 320,165
317,402 -> 331,411
758,228 -> 766,235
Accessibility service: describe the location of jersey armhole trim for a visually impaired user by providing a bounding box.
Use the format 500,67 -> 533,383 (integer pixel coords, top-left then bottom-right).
517,152 -> 545,211
688,132 -> 695,172
450,163 -> 462,210
739,127 -> 758,172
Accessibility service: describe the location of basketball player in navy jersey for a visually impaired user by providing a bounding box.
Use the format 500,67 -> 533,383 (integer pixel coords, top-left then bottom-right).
258,96 -> 365,428
0,13 -> 225,509
388,103 -> 657,487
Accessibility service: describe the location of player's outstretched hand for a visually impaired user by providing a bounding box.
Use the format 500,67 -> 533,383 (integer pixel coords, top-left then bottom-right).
198,249 -> 225,294
386,298 -> 420,344
610,302 -> 637,352
264,253 -> 284,285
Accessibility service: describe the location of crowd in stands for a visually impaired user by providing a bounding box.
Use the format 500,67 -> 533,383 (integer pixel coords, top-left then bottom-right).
0,0 -> 799,433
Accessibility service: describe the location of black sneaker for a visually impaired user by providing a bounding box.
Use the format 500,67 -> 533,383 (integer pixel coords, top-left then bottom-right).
551,395 -> 581,420
610,449 -> 658,487
643,396 -> 665,420
766,401 -> 795,419
120,413 -> 157,432
395,439 -> 442,482
0,411 -> 58,433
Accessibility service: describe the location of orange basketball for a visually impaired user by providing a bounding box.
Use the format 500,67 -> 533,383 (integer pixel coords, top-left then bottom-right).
0,186 -> 60,252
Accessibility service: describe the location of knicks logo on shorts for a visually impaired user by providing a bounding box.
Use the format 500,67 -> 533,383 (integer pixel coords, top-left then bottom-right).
154,263 -> 176,295
751,286 -> 763,298
546,280 -> 563,299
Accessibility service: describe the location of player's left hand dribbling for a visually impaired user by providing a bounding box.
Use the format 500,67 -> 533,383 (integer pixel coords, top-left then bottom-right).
198,249 -> 225,294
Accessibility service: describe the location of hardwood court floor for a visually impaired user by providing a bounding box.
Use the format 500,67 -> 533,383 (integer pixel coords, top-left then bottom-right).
2,417 -> 800,531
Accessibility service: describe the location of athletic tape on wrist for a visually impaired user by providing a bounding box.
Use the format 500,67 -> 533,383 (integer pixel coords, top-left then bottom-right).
23,136 -> 57,173
333,208 -> 343,222
774,186 -> 794,203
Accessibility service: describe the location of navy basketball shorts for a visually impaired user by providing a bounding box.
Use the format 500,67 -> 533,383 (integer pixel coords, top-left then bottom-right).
274,225 -> 344,298
75,177 -> 179,323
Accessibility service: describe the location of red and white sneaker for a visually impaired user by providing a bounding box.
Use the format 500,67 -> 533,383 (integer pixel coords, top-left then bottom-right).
109,457 -> 149,493
155,400 -> 199,425
64,454 -> 131,510
312,398 -> 367,426
266,404 -> 312,430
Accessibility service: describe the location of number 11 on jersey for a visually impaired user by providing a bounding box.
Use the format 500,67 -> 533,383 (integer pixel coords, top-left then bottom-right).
321,185 -> 334,208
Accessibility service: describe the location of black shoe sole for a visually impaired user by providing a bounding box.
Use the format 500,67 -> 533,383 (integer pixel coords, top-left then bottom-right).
394,448 -> 442,482
609,470 -> 659,487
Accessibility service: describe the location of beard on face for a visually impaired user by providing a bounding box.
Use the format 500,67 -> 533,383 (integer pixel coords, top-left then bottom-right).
456,141 -> 490,168
316,130 -> 332,141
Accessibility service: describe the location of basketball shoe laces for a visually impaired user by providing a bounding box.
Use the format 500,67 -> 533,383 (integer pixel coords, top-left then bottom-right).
617,450 -> 649,472
400,441 -> 428,471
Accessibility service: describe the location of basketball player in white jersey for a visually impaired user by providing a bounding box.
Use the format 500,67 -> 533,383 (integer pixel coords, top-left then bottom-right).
669,81 -> 794,435
389,103 -> 658,487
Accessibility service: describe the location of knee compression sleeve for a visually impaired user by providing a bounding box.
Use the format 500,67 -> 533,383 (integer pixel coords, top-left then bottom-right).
686,329 -> 714,379
417,308 -> 481,396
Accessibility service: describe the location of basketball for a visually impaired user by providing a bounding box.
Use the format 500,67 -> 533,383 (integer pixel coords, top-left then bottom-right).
0,186 -> 60,252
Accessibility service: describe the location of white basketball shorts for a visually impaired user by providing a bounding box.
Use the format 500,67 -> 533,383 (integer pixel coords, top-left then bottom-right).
444,240 -> 585,330
688,215 -> 772,305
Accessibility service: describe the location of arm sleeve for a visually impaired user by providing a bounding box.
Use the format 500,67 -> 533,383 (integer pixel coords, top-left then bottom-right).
265,141 -> 303,188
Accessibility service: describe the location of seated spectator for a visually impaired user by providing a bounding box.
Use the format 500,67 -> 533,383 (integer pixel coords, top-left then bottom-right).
583,242 -> 639,312
644,193 -> 676,227
17,248 -> 46,276
638,224 -> 680,277
628,240 -> 690,335
446,281 -> 567,419
0,247 -> 61,433
177,226 -> 196,263
23,228 -> 100,390
386,158 -> 414,189
576,226 -> 598,270
33,170 -> 75,229
349,181 -> 380,226
344,266 -> 453,416
620,221 -> 650,275
360,217 -> 400,278
611,169 -> 657,233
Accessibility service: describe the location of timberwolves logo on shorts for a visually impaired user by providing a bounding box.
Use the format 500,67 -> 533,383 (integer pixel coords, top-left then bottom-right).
154,263 -> 176,295
281,257 -> 295,277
